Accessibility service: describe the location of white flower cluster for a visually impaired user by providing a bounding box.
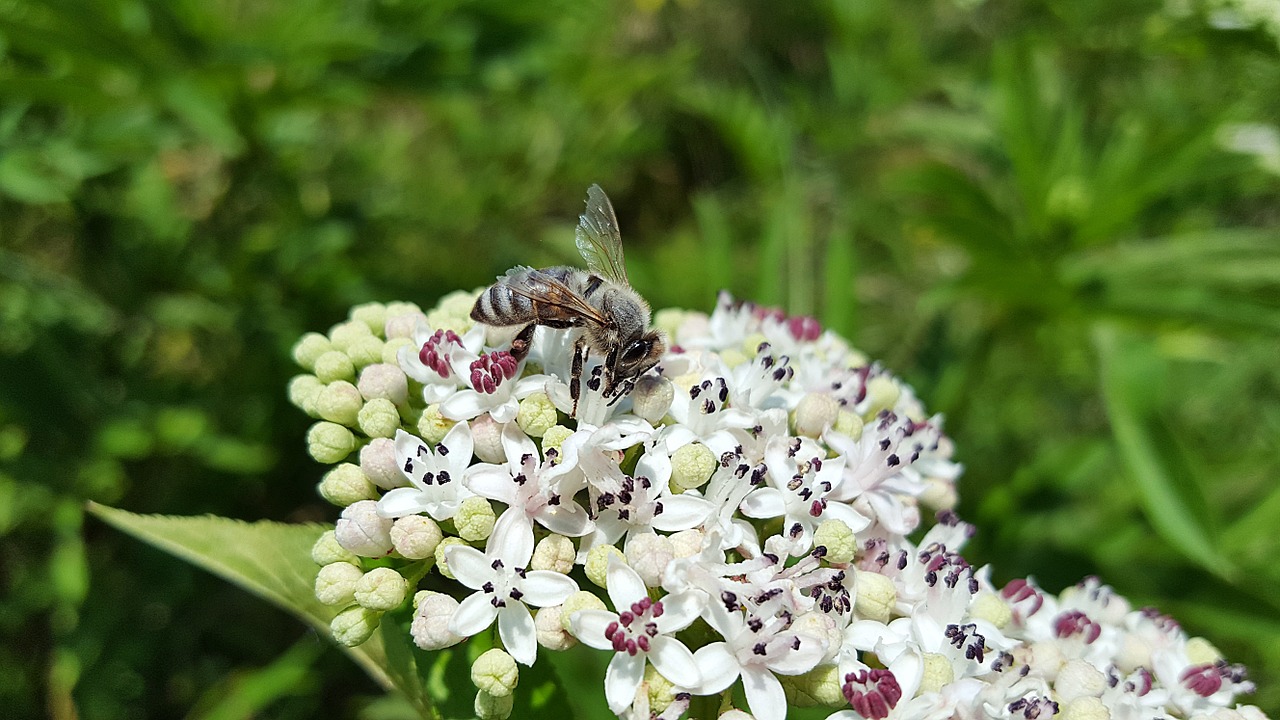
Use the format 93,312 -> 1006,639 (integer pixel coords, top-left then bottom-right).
290,292 -> 1268,720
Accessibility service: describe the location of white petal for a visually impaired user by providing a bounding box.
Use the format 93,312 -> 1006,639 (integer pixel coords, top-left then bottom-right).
535,503 -> 594,537
521,570 -> 578,606
604,651 -> 645,714
739,487 -> 786,519
635,448 -> 672,488
440,420 -> 474,468
569,609 -> 620,650
498,603 -> 538,666
466,464 -> 518,504
653,591 -> 701,635
393,429 -> 431,482
489,509 -> 535,568
443,544 -> 491,590
605,559 -> 648,610
500,422 -> 538,468
440,391 -> 486,421
421,383 -> 455,404
741,666 -> 786,720
651,495 -> 713,532
647,636 -> 699,689
690,643 -> 740,695
450,591 -> 498,636
376,487 -> 433,519
768,634 -> 825,675
822,500 -> 871,533
490,399 -> 518,424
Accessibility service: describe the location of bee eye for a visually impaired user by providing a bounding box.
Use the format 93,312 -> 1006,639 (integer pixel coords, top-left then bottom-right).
622,339 -> 651,364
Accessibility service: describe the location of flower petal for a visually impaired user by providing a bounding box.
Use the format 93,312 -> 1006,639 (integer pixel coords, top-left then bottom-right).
535,503 -> 594,537
490,400 -> 518,425
604,651 -> 645,714
739,487 -> 786,519
489,508 -> 535,568
741,666 -> 786,720
521,570 -> 579,607
450,591 -> 498,637
498,603 -> 538,666
651,495 -> 713,532
569,609 -> 619,650
647,636 -> 699,690
466,464 -> 518,504
376,487 -> 433,519
690,643 -> 740,695
440,391 -> 486,421
442,544 -> 491,590
635,448 -> 672,487
821,500 -> 871,533
441,419 -> 474,469
605,559 -> 648,610
653,591 -> 701,635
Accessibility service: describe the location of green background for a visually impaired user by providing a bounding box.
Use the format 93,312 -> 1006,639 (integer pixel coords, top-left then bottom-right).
2,0 -> 1279,717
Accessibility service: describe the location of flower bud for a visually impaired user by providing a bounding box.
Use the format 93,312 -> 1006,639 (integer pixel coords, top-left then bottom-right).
434,537 -> 469,579
919,652 -> 954,694
530,534 -> 575,574
287,374 -> 324,416
438,290 -> 480,319
346,336 -> 385,369
359,438 -> 403,490
314,350 -> 356,383
1056,659 -> 1107,703
854,570 -> 896,623
782,664 -> 843,707
862,375 -> 900,418
311,530 -> 358,566
454,497 -> 496,542
1060,697 -> 1109,720
560,590 -> 607,632
354,567 -> 409,611
970,591 -> 1012,629
813,520 -> 856,565
417,405 -> 456,445
358,363 -> 409,406
319,463 -> 378,506
470,414 -> 505,464
328,320 -> 373,352
383,309 -> 427,340
391,515 -> 443,560
631,375 -> 674,424
832,410 -> 862,440
720,711 -> 754,720
792,612 -> 840,663
625,533 -> 674,587
1114,633 -> 1153,674
411,591 -> 464,650
540,425 -> 574,459
316,381 -> 363,426
475,690 -> 514,720
1186,637 -> 1223,665
719,347 -> 749,369
919,477 -> 956,511
314,561 -> 363,606
307,422 -> 356,463
585,544 -> 625,588
350,302 -> 388,336
670,442 -> 715,491
741,333 -> 768,357
534,605 -> 576,650
516,393 -> 558,438
793,392 -> 839,438
330,605 -> 380,647
669,529 -> 703,559
358,398 -> 401,438
382,336 -> 412,366
471,648 -> 518,697
334,500 -> 394,557
293,333 -> 333,371
643,664 -> 677,715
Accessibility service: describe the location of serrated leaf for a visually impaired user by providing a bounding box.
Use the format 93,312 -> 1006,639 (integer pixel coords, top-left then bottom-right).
86,503 -> 433,718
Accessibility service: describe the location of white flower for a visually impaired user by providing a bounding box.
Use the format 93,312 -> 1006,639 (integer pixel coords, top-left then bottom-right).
739,436 -> 867,553
377,425 -> 476,521
440,350 -> 550,423
399,323 -> 485,403
445,512 -> 579,665
570,558 -> 702,714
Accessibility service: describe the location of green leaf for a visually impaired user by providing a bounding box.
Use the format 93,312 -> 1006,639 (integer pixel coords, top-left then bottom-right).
86,503 -> 434,718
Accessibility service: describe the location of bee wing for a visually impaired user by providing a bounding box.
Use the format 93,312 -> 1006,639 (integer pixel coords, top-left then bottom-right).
504,267 -> 610,327
575,184 -> 631,286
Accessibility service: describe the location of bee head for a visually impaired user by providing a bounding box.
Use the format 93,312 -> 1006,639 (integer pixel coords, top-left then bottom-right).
614,329 -> 665,380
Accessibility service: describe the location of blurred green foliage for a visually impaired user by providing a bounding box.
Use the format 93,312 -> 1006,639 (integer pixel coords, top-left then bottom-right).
2,0 -> 1278,717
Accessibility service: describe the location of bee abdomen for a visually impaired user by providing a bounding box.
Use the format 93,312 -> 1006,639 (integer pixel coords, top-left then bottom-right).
471,281 -> 536,326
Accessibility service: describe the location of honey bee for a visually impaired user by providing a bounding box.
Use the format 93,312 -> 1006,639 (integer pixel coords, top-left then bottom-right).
470,184 -> 666,413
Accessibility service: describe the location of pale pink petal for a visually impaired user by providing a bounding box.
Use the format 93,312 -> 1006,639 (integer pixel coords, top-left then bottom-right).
605,559 -> 648,609
742,666 -> 786,720
653,591 -> 701,635
521,570 -> 578,606
690,643 -> 740,695
465,465 -> 518,504
569,609 -> 619,650
449,591 -> 498,636
376,487 -> 433,519
647,636 -> 699,689
489,509 -> 534,567
651,494 -> 713,532
498,603 -> 538,665
604,651 -> 645,714
442,544 -> 491,590
739,487 -> 786,519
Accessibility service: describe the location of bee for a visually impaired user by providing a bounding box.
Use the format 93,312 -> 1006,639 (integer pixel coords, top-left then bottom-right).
470,184 -> 666,413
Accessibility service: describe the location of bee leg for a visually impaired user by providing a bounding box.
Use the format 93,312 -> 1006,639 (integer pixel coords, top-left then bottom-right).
510,323 -> 536,361
570,336 -> 587,416
601,345 -> 620,398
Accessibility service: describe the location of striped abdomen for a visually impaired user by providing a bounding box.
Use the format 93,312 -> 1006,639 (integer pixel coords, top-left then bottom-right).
471,265 -> 602,328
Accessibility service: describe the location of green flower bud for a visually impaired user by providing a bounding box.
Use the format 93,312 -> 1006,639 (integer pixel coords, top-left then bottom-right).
382,336 -> 413,366
631,375 -> 674,424
330,605 -> 379,647
311,530 -> 359,566
741,332 -> 768,356
540,425 -> 574,460
652,308 -> 687,340
411,591 -> 464,650
812,519 -> 857,565
328,320 -> 373,352
1060,697 -> 1109,720
391,515 -> 442,560
292,333 -> 332,371
793,392 -> 839,438
1055,659 -> 1107,704
919,477 -> 956,511
670,442 -> 716,491
534,605 -> 575,650
625,533 -> 673,587
971,591 -> 1012,629
585,544 -> 625,588
918,652 -> 954,694
434,537 -> 469,579
307,421 -> 356,463
315,561 -> 363,606
454,496 -> 496,542
475,690 -> 514,720
316,381 -> 363,426
314,350 -> 356,384
833,410 -> 863,440
438,289 -> 480,319
358,398 -> 401,438
471,648 -> 518,697
417,405 -> 456,445
384,308 -> 426,340
530,534 -> 575,574
560,590 -> 607,632
516,393 -> 558,438
643,664 -> 677,714
669,529 -> 703,559
350,302 -> 389,336
287,374 -> 324,416
354,566 -> 409,611
319,463 -> 378,506
346,335 -> 385,369
782,664 -> 843,708
862,375 -> 900,419
854,570 -> 896,624
358,363 -> 409,406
